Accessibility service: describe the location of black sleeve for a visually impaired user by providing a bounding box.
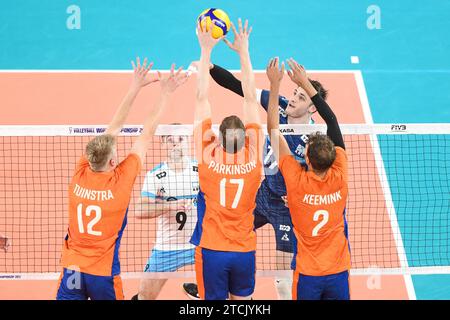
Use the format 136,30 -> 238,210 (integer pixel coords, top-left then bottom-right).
210,64 -> 244,97
311,94 -> 345,150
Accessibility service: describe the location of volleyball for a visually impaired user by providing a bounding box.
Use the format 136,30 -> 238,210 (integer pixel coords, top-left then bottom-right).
197,8 -> 230,39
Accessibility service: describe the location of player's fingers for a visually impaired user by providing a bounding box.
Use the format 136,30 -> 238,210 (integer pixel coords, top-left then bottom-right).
175,66 -> 183,76
142,57 -> 148,70
177,75 -> 189,87
281,61 -> 285,74
248,26 -> 253,36
230,22 -> 238,37
287,70 -> 294,79
286,58 -> 295,71
223,38 -> 233,49
146,62 -> 154,73
238,18 -> 243,34
157,70 -> 162,80
243,19 -> 248,34
170,63 -> 175,76
274,57 -> 279,68
292,58 -> 302,71
197,22 -> 203,34
136,57 -> 141,70
131,60 -> 136,71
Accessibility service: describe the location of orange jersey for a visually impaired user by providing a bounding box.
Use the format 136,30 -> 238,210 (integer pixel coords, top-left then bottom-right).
60,153 -> 141,276
191,119 -> 263,252
279,147 -> 351,276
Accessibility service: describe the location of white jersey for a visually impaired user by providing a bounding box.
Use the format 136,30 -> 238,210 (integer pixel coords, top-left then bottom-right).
141,159 -> 199,250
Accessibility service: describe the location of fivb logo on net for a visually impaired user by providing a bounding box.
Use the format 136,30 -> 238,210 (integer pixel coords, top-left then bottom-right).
391,124 -> 407,132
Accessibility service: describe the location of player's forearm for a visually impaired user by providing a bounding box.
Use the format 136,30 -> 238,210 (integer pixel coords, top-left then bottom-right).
197,48 -> 212,102
135,203 -> 168,219
136,199 -> 182,219
268,83 -> 281,132
195,49 -> 212,123
239,51 -> 258,103
268,82 -> 290,159
210,64 -> 244,97
311,95 -> 345,149
106,86 -> 140,136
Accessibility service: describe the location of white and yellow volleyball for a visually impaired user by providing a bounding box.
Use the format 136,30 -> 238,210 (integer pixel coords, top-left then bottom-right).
197,8 -> 231,39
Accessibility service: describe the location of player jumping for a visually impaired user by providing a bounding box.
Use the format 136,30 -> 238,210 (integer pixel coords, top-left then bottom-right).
56,59 -> 188,300
266,57 -> 351,300
190,19 -> 264,300
184,52 -> 328,302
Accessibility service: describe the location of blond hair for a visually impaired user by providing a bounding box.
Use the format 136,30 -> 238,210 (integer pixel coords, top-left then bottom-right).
85,134 -> 116,171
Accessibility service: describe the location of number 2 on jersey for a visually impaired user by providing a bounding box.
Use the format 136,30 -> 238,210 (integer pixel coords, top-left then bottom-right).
312,210 -> 329,237
77,204 -> 102,236
219,178 -> 244,209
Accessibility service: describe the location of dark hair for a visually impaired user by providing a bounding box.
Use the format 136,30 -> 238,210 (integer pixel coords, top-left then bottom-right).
219,115 -> 246,154
307,132 -> 336,172
309,79 -> 328,100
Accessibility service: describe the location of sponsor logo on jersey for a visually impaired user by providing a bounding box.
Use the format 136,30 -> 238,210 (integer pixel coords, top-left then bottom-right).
281,233 -> 290,241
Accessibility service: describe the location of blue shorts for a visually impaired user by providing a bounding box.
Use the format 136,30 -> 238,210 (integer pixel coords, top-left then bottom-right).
144,248 -> 195,272
56,268 -> 124,300
254,182 -> 296,254
293,270 -> 350,300
195,247 -> 256,300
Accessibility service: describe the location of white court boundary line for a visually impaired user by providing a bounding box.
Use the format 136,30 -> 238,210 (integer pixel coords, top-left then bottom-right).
354,70 -> 417,300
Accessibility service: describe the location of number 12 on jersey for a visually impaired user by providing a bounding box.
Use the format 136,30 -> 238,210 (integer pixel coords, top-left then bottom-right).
77,203 -> 102,236
219,178 -> 244,209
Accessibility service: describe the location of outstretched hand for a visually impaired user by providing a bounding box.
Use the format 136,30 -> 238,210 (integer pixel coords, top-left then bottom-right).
286,58 -> 309,87
158,63 -> 189,93
197,21 -> 222,50
130,57 -> 158,89
266,57 -> 285,85
223,18 -> 252,54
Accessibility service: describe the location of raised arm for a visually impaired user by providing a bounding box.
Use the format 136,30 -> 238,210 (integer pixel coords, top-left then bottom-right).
130,65 -> 188,161
287,59 -> 345,150
266,58 -> 291,160
195,24 -> 221,127
224,19 -> 260,125
210,64 -> 244,97
105,57 -> 158,136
